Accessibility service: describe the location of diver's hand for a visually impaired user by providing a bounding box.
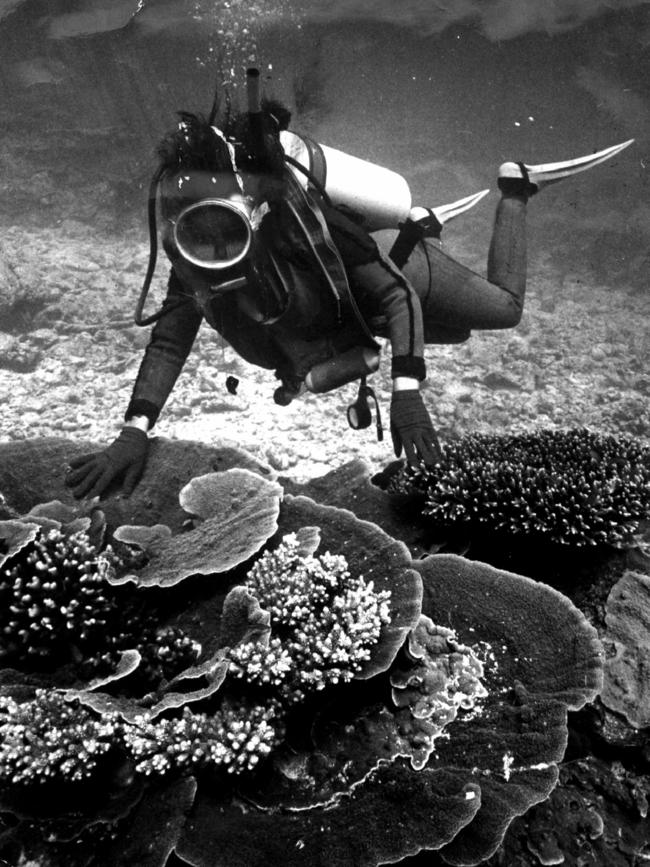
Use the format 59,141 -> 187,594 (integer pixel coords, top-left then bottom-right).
390,389 -> 441,467
65,428 -> 149,499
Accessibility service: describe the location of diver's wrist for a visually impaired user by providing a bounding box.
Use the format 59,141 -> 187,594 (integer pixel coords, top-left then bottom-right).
392,377 -> 420,392
124,415 -> 150,433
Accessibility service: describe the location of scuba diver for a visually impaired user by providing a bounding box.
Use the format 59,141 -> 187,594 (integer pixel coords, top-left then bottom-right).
65,69 -> 633,500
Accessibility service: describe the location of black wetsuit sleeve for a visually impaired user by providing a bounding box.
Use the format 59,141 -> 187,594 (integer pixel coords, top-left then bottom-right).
125,269 -> 203,427
350,252 -> 426,380
325,207 -> 426,381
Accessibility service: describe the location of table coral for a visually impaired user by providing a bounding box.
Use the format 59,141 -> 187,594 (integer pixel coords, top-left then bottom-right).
111,468 -> 283,588
391,428 -> 650,546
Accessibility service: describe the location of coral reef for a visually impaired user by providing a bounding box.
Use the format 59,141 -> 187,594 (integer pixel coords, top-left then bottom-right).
600,569 -> 650,728
227,530 -> 392,701
0,437 -> 275,535
0,691 -> 116,785
0,521 -> 200,682
111,468 -> 283,588
390,428 -> 650,546
484,758 -> 650,867
0,527 -> 120,663
123,699 -> 282,777
0,442 -> 613,867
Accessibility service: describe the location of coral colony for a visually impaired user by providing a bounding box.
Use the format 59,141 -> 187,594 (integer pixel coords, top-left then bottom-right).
394,428 -> 650,546
0,526 -> 200,679
0,528 -> 120,663
0,530 -> 395,785
228,533 -> 392,701
0,460 -> 611,865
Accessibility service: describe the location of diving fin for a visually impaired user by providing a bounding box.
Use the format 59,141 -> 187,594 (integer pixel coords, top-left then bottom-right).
390,188 -> 490,268
500,139 -> 634,191
430,188 -> 491,225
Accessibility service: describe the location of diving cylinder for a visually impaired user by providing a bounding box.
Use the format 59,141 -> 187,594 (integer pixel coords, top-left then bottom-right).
280,130 -> 411,231
304,346 -> 380,394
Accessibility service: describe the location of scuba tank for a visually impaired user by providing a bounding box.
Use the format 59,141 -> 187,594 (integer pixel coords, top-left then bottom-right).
280,130 -> 411,231
304,345 -> 380,393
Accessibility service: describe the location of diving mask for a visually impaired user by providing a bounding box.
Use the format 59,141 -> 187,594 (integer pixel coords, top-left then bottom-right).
172,196 -> 253,270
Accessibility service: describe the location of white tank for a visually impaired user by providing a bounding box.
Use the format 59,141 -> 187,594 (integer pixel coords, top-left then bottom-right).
280,130 -> 411,232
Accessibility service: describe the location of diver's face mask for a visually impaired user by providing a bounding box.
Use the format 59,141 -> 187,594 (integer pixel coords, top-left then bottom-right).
162,171 -> 254,276
135,169 -> 257,326
171,195 -> 252,271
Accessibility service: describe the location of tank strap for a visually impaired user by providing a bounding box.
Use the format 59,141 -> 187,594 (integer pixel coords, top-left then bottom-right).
300,134 -> 328,192
283,170 -> 379,349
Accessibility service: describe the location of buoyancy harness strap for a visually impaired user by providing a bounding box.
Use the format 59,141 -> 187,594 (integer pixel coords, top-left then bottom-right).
283,170 -> 379,350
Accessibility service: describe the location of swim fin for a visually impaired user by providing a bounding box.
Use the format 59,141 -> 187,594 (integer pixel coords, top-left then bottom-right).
499,139 -> 634,191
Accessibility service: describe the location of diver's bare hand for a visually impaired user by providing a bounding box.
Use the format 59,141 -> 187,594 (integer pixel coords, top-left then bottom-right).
65,428 -> 149,499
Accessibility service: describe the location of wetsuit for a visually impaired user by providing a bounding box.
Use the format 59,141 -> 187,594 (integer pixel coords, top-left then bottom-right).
126,180 -> 528,430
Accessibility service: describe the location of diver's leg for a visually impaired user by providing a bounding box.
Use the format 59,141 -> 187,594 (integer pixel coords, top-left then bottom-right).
389,140 -> 635,341
379,189 -> 530,337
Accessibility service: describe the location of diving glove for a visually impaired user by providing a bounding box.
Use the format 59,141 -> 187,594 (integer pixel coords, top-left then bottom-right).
66,427 -> 149,499
390,389 -> 441,467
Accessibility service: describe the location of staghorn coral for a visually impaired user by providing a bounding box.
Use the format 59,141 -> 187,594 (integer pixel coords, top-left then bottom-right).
227,531 -> 392,701
0,524 -> 200,683
391,428 -> 650,546
0,691 -> 117,785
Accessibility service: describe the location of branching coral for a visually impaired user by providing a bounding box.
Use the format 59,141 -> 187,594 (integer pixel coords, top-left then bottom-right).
0,528 -> 120,662
0,525 -> 200,683
0,691 -> 117,785
392,428 -> 650,546
227,531 -> 392,701
123,699 -> 283,777
0,690 -> 282,788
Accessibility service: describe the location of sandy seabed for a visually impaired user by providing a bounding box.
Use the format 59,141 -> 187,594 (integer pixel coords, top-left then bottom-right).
0,221 -> 648,482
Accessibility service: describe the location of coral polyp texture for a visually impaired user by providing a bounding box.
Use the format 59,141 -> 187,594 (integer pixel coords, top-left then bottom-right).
227,530 -> 392,701
123,700 -> 282,777
0,521 -> 200,682
0,691 -> 116,785
0,527 -> 119,663
0,691 -> 281,788
393,428 -> 650,546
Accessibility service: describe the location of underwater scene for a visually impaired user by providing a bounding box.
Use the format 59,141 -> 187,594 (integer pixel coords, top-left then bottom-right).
0,1 -> 649,865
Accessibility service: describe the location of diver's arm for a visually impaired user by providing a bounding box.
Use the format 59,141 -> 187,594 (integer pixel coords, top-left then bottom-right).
349,254 -> 440,466
350,251 -> 426,384
65,271 -> 201,500
125,268 -> 203,428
